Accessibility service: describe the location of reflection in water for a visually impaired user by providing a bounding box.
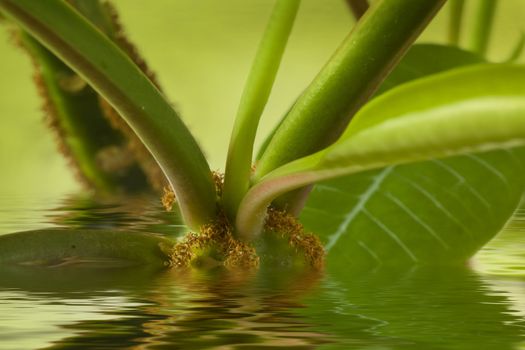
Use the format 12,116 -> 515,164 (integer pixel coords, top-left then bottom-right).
0,264 -> 524,349
0,194 -> 524,349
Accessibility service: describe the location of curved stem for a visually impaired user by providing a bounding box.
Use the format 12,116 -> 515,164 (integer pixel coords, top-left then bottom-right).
222,0 -> 300,221
0,0 -> 217,229
254,0 -> 446,181
253,0 -> 445,215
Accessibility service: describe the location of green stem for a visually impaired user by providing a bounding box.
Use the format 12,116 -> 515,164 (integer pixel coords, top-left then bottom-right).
0,0 -> 217,229
222,0 -> 300,221
448,0 -> 465,46
466,0 -> 497,55
345,0 -> 369,20
253,0 -> 445,215
254,0 -> 445,182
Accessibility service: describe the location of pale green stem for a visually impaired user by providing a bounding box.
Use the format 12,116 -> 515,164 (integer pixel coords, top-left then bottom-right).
466,0 -> 497,55
0,0 -> 217,229
222,0 -> 300,221
449,0 -> 465,46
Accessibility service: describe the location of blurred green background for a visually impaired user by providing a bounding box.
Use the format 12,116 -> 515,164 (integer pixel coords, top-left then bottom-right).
0,0 -> 524,199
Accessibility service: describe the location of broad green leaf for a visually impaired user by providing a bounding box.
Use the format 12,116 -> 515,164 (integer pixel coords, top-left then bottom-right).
324,64 -> 525,167
0,0 -> 216,229
236,64 -> 525,239
301,147 -> 525,266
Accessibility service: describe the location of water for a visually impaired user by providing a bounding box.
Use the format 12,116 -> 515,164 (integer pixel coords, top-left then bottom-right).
0,194 -> 524,349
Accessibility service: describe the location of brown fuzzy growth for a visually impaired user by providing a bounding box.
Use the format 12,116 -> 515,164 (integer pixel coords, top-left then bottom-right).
103,1 -> 161,89
164,214 -> 259,269
265,208 -> 325,270
212,171 -> 225,198
161,185 -> 176,212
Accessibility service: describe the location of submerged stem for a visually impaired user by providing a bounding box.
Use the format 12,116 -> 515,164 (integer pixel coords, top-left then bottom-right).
222,0 -> 300,222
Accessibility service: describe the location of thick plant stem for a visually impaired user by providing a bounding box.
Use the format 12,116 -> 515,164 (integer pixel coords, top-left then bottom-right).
222,0 -> 300,222
254,0 -> 446,182
448,0 -> 465,46
466,0 -> 497,55
0,0 -> 217,229
345,0 -> 369,20
253,0 -> 445,216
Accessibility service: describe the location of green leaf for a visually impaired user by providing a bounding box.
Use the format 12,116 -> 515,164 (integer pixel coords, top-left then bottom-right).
255,43 -> 484,162
301,147 -> 525,266
0,229 -> 174,267
0,0 -> 216,229
236,64 -> 525,239
375,43 -> 484,96
321,64 -> 525,168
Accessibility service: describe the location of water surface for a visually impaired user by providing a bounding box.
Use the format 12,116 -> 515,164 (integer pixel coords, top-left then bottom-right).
0,194 -> 524,349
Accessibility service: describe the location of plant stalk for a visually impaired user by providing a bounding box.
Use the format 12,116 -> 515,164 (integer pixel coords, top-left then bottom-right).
222,0 -> 300,222
466,0 -> 498,55
253,0 -> 445,213
0,0 -> 217,229
254,0 -> 446,181
448,0 -> 465,46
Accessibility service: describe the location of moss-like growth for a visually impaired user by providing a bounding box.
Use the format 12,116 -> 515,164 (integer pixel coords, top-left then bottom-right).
164,214 -> 260,269
163,206 -> 324,270
264,208 -> 325,270
161,185 -> 176,212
